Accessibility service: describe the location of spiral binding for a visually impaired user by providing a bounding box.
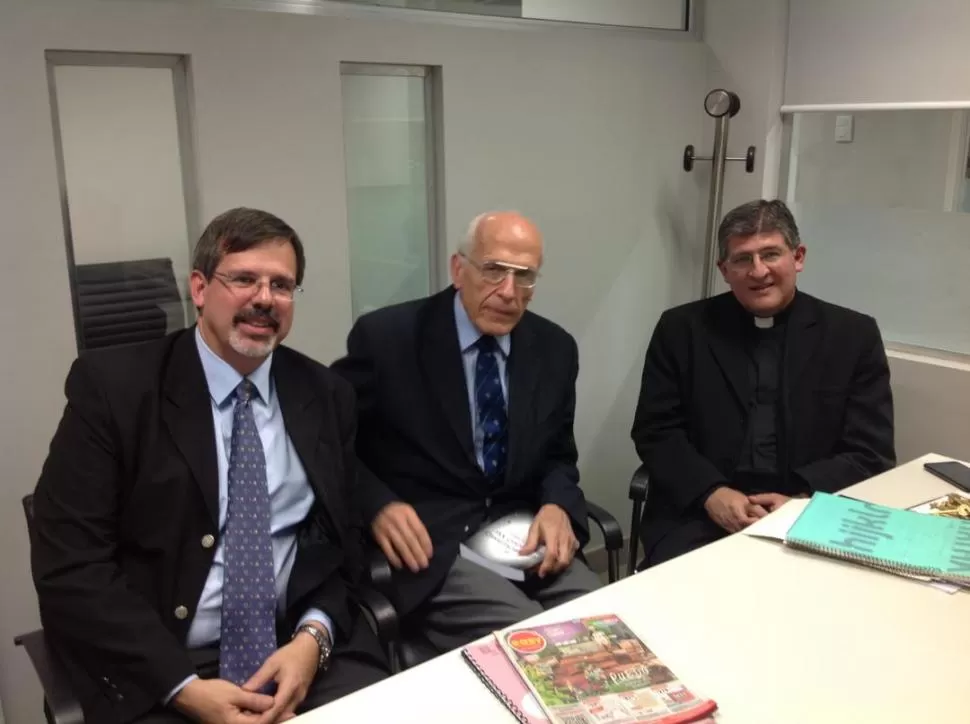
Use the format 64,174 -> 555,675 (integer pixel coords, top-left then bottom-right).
461,648 -> 531,724
786,537 -> 970,584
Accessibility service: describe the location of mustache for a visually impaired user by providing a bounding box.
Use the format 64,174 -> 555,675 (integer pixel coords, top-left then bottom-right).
233,307 -> 280,331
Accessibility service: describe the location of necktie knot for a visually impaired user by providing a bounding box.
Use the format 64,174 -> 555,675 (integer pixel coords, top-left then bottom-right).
235,379 -> 256,403
475,335 -> 499,355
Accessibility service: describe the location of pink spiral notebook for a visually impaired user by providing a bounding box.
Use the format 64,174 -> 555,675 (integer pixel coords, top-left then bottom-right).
462,638 -> 550,724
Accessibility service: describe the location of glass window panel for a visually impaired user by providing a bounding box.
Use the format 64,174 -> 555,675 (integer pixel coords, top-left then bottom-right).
781,109 -> 970,356
328,0 -> 688,30
341,65 -> 438,319
51,57 -> 195,351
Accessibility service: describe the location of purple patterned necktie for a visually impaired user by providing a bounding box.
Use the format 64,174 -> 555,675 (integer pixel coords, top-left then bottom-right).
475,335 -> 508,482
219,379 -> 277,685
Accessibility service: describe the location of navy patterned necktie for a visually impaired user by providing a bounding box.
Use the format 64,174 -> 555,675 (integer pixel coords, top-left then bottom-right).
475,335 -> 508,482
219,379 -> 277,685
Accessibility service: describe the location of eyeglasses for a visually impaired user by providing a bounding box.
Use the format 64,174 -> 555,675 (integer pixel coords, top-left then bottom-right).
723,247 -> 788,272
459,252 -> 540,289
211,271 -> 303,301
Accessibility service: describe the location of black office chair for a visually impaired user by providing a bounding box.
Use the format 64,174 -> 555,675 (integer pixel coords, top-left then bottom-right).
14,494 -> 84,724
74,257 -> 185,351
369,501 -> 625,671
627,464 -> 650,577
15,494 -> 401,724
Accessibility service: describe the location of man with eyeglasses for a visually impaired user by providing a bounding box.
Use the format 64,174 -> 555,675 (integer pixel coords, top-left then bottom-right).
631,199 -> 895,567
333,210 -> 600,658
31,208 -> 390,724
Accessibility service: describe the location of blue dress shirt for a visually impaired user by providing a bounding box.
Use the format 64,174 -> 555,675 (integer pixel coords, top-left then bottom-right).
165,329 -> 332,702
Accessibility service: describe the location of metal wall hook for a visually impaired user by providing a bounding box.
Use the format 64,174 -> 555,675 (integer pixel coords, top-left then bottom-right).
686,89 -> 758,297
683,144 -> 756,173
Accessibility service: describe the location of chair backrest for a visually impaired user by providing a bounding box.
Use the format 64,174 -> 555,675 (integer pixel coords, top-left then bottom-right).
74,257 -> 184,351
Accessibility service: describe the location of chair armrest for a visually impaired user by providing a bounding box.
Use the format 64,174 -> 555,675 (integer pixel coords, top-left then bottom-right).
627,464 -> 650,577
355,586 -> 399,646
366,548 -> 394,592
14,629 -> 85,724
358,557 -> 402,673
629,464 -> 649,502
585,501 -> 623,552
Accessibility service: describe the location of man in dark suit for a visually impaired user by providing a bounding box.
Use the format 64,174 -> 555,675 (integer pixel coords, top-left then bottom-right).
31,208 -> 389,724
632,199 -> 895,567
332,211 -> 600,656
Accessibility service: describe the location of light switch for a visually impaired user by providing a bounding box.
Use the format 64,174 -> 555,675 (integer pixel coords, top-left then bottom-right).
834,114 -> 854,143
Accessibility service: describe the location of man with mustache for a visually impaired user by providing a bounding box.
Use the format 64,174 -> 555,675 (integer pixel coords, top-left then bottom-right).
631,199 -> 895,567
332,211 -> 600,659
31,208 -> 389,724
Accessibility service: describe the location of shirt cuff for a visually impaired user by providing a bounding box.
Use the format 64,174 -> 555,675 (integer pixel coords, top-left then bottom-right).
163,674 -> 199,706
297,608 -> 334,644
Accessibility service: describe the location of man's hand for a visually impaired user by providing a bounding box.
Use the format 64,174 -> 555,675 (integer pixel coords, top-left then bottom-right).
747,492 -> 792,513
519,504 -> 578,578
372,501 -> 433,572
172,678 -> 274,724
704,487 -> 768,533
244,631 -> 321,724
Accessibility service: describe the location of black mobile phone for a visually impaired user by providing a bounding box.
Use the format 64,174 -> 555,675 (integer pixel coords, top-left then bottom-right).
923,460 -> 970,494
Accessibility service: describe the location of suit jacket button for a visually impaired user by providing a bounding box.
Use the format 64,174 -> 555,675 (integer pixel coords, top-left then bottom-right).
484,497 -> 491,508
174,605 -> 189,620
201,534 -> 215,549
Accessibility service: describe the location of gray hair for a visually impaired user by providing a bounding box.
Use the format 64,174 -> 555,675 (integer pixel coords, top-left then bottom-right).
459,212 -> 489,256
192,207 -> 306,284
717,199 -> 801,262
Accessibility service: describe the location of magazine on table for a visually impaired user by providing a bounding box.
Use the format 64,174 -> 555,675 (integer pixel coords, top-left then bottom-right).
491,614 -> 718,724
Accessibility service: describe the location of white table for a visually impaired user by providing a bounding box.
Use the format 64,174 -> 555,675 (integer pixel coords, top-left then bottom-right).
299,453 -> 970,724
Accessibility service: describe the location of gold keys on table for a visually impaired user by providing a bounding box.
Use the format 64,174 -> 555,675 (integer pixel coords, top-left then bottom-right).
928,494 -> 970,520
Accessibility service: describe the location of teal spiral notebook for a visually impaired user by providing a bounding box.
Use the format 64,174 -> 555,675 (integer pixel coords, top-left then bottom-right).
785,492 -> 970,584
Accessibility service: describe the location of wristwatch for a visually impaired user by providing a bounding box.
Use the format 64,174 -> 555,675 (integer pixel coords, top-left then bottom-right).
293,623 -> 332,673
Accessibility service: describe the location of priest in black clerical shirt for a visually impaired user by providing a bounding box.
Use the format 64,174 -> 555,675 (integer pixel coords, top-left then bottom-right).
631,199 -> 895,567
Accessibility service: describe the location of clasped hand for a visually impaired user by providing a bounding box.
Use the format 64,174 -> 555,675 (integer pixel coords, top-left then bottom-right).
173,633 -> 321,724
704,487 -> 792,533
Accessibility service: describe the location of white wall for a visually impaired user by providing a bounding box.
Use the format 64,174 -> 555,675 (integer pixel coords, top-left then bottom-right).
785,0 -> 970,106
0,1 -> 707,721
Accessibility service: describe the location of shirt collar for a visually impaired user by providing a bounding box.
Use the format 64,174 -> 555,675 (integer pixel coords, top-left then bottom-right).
194,326 -> 273,407
453,291 -> 511,357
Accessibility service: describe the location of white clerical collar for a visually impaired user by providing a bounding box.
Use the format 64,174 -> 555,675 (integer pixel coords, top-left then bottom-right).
753,315 -> 774,329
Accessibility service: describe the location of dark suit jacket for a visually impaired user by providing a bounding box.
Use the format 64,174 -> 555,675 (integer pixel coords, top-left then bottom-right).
631,291 -> 895,558
31,328 -> 366,724
331,287 -> 590,614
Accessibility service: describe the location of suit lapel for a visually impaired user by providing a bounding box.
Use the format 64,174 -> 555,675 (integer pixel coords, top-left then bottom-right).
705,295 -> 751,409
784,292 -> 822,388
162,329 -> 220,527
504,320 -> 538,486
418,290 -> 477,467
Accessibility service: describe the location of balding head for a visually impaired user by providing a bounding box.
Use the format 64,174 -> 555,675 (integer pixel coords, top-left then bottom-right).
461,211 -> 543,264
451,210 -> 543,336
